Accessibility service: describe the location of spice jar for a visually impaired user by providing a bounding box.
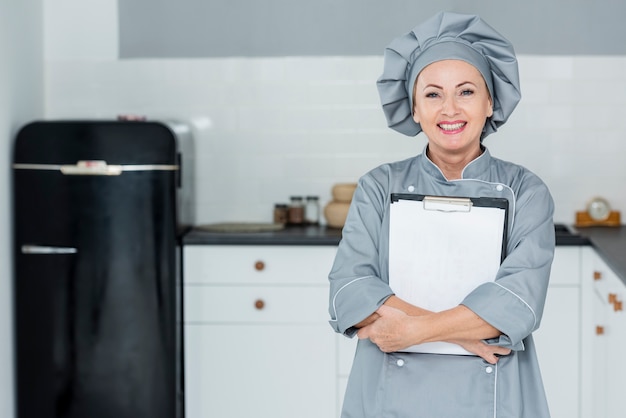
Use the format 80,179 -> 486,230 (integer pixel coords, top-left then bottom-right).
288,196 -> 305,225
305,196 -> 320,225
273,204 -> 288,224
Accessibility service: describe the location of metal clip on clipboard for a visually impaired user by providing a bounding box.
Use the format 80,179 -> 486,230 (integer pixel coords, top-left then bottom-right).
423,196 -> 472,212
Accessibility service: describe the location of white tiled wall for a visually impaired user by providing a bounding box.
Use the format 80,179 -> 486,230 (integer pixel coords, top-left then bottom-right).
44,55 -> 626,225
2,1 -> 45,416
43,0 -> 626,226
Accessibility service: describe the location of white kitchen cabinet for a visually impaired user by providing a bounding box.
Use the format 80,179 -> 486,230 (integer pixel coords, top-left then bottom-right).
183,245 -> 338,418
584,249 -> 626,418
182,243 -> 623,418
533,246 -> 583,418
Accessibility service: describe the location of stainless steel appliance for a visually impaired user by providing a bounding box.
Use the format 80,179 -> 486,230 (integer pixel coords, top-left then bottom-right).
12,120 -> 193,418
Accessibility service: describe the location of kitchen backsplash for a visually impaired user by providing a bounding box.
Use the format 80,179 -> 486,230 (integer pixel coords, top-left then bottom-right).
44,54 -> 626,225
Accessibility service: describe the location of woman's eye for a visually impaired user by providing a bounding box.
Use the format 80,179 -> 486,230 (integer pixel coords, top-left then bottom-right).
425,92 -> 439,98
460,89 -> 474,96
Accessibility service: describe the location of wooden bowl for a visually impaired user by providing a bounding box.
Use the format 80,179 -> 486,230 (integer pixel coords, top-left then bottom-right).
324,201 -> 351,228
331,183 -> 357,203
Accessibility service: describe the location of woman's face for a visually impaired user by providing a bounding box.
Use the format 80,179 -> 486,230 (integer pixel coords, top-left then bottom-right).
412,59 -> 493,158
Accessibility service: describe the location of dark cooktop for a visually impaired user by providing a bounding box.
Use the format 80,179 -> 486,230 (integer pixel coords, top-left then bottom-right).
554,223 -> 591,246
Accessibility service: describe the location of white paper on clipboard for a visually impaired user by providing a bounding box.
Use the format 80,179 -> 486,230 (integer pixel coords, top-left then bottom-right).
388,194 -> 508,355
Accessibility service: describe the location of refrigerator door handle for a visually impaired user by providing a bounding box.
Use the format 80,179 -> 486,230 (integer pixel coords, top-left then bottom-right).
13,161 -> 178,175
21,245 -> 78,254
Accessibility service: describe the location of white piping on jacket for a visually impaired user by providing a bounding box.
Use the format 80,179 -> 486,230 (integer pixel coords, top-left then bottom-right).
492,281 -> 538,330
329,276 -> 374,322
493,362 -> 499,418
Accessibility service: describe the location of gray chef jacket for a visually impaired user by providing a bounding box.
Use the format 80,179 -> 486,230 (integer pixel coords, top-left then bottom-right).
328,147 -> 555,418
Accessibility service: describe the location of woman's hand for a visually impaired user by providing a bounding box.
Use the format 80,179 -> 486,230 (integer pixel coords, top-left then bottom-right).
451,339 -> 511,364
357,305 -> 418,352
357,303 -> 511,364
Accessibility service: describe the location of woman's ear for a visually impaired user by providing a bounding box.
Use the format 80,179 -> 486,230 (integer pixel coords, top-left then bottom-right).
486,98 -> 494,118
412,108 -> 420,124
411,81 -> 420,124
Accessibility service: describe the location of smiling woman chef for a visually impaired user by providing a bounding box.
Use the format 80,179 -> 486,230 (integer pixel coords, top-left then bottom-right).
328,11 -> 555,418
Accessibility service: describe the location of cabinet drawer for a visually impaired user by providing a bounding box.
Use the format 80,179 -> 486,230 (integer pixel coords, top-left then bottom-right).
184,285 -> 329,323
184,245 -> 337,285
550,247 -> 582,285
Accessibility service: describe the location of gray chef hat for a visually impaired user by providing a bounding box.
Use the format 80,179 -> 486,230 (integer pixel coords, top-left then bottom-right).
377,11 -> 521,139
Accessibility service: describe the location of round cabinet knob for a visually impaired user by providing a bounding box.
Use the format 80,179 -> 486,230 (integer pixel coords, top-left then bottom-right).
254,299 -> 265,310
596,326 -> 605,335
593,271 -> 602,281
608,293 -> 617,304
254,261 -> 265,271
614,300 -> 623,312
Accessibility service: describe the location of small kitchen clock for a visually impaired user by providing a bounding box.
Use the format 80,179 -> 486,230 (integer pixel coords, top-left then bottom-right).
575,196 -> 621,227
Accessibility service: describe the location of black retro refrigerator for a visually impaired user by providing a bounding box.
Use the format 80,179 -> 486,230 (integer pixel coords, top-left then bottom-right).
12,120 -> 193,418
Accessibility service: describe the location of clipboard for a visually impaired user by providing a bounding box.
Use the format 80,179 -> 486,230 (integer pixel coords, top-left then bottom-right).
388,193 -> 509,355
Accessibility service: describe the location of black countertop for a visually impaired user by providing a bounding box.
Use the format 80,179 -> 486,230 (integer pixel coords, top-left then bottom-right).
184,224 -> 344,246
576,226 -> 626,283
183,224 -> 625,283
184,223 -> 591,246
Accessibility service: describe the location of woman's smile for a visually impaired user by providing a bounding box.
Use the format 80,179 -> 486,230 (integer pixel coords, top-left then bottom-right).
438,121 -> 467,133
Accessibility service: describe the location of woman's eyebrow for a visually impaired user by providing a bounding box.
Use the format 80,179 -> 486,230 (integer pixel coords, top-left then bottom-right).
422,81 -> 477,90
456,81 -> 477,88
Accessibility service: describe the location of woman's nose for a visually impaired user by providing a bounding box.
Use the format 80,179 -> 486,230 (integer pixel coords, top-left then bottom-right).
441,96 -> 459,115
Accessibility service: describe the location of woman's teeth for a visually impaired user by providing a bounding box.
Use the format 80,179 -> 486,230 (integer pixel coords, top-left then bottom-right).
439,122 -> 465,131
